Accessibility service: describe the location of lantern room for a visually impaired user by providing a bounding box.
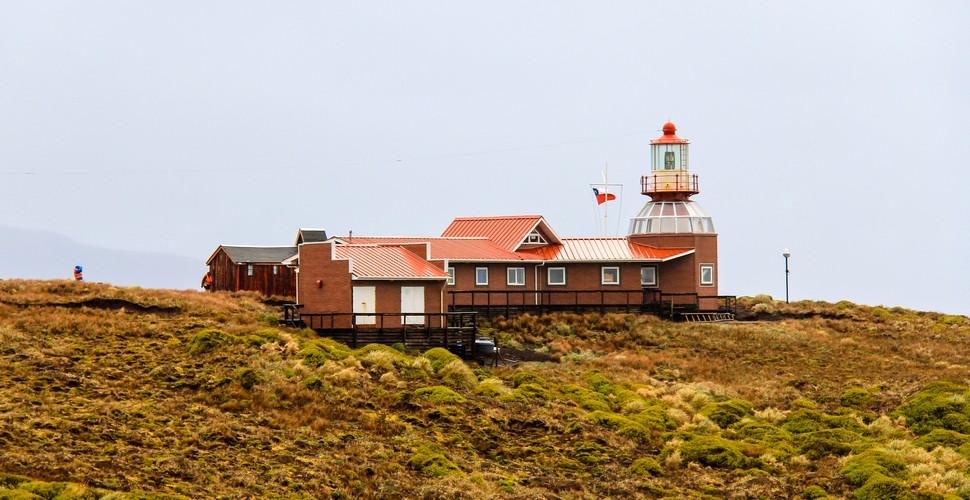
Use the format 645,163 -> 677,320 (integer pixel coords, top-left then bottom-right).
641,122 -> 699,200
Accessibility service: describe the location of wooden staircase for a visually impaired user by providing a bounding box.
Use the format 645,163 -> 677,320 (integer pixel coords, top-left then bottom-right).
680,312 -> 735,323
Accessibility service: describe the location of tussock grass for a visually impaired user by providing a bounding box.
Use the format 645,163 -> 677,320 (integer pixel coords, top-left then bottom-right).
4,279 -> 970,498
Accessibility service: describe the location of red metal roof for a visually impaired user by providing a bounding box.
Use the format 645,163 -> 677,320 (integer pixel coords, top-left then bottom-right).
650,121 -> 689,145
339,236 -> 531,261
333,245 -> 448,280
441,215 -> 560,252
518,238 -> 694,262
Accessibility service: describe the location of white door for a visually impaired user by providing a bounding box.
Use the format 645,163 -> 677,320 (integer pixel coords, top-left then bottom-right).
353,286 -> 376,325
401,286 -> 425,325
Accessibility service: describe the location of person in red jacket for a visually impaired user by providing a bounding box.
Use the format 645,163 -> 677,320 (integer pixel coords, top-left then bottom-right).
201,272 -> 213,291
73,265 -> 83,281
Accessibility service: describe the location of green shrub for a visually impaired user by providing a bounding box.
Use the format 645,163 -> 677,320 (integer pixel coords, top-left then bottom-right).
894,381 -> 970,435
912,428 -> 970,451
18,481 -> 68,499
587,410 -> 634,430
0,475 -> 31,489
782,408 -> 865,435
631,403 -> 671,431
559,384 -> 611,412
298,338 -> 352,366
501,383 -> 554,402
355,343 -> 409,363
399,358 -> 433,381
235,367 -> 262,390
851,473 -> 911,500
408,443 -> 463,477
680,436 -> 747,469
795,428 -> 864,459
698,399 -> 754,428
802,485 -> 828,499
414,386 -> 467,404
735,420 -> 792,444
421,347 -> 461,373
840,449 -> 907,486
240,328 -> 284,348
841,388 -> 874,409
187,328 -> 236,355
629,457 -> 663,477
473,378 -> 511,398
583,370 -> 617,396
573,441 -> 608,466
511,371 -> 549,388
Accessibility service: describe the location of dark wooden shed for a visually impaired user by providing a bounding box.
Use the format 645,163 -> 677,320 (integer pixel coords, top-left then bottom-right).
205,246 -> 298,298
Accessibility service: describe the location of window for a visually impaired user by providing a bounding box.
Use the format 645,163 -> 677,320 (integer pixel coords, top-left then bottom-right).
446,267 -> 455,286
601,266 -> 620,285
524,229 -> 546,244
547,267 -> 566,286
700,264 -> 715,286
641,266 -> 658,287
507,267 -> 525,286
475,267 -> 489,286
247,264 -> 254,277
273,265 -> 278,275
664,150 -> 675,170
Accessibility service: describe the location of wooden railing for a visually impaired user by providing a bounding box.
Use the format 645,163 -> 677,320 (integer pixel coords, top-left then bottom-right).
296,311 -> 479,353
447,290 -> 736,320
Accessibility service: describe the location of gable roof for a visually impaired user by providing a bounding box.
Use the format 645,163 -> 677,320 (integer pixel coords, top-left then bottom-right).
518,238 -> 694,262
295,229 -> 328,245
339,236 -> 532,261
333,244 -> 448,280
207,246 -> 297,265
441,215 -> 561,252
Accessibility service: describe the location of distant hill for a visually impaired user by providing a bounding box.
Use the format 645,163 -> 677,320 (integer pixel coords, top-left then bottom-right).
0,225 -> 206,290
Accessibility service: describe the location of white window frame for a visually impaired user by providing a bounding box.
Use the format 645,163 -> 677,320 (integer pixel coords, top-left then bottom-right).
601,266 -> 620,285
700,264 -> 715,287
475,267 -> 489,286
547,267 -> 566,286
273,265 -> 278,275
524,229 -> 546,244
247,264 -> 254,277
507,267 -> 526,286
641,266 -> 658,287
446,267 -> 455,286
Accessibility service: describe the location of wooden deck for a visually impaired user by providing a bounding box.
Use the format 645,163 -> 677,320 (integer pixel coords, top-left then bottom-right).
292,311 -> 479,356
447,289 -> 736,321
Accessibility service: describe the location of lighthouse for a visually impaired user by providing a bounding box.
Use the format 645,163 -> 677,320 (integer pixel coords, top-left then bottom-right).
628,122 -> 720,308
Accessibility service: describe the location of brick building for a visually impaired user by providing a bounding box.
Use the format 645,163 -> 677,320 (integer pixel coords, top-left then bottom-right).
207,122 -> 731,321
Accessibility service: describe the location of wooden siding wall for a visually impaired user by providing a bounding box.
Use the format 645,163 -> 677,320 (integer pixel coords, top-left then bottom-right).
207,249 -> 296,298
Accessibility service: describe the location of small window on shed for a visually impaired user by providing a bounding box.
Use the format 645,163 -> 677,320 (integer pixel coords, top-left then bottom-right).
273,265 -> 278,275
247,264 -> 254,277
601,266 -> 620,285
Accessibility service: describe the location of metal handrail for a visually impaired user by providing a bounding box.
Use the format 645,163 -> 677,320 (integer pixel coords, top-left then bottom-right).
640,173 -> 699,194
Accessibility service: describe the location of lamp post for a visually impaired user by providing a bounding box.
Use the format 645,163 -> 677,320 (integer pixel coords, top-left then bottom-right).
782,248 -> 791,303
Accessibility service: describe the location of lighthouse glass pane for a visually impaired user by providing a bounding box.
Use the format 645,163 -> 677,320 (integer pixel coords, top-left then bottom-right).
628,200 -> 716,235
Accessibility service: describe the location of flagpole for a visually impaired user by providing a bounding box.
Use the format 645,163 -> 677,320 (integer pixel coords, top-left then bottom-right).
603,163 -> 609,237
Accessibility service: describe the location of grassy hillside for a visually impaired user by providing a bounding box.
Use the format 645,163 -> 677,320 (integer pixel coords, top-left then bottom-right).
1,280 -> 970,499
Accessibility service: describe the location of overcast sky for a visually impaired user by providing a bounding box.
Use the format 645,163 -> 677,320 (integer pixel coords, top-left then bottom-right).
2,1 -> 968,315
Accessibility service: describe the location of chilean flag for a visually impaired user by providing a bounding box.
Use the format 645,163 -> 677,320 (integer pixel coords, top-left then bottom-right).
592,187 -> 616,205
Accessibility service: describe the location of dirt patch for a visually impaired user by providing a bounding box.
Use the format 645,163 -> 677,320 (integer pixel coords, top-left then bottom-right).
6,297 -> 180,315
